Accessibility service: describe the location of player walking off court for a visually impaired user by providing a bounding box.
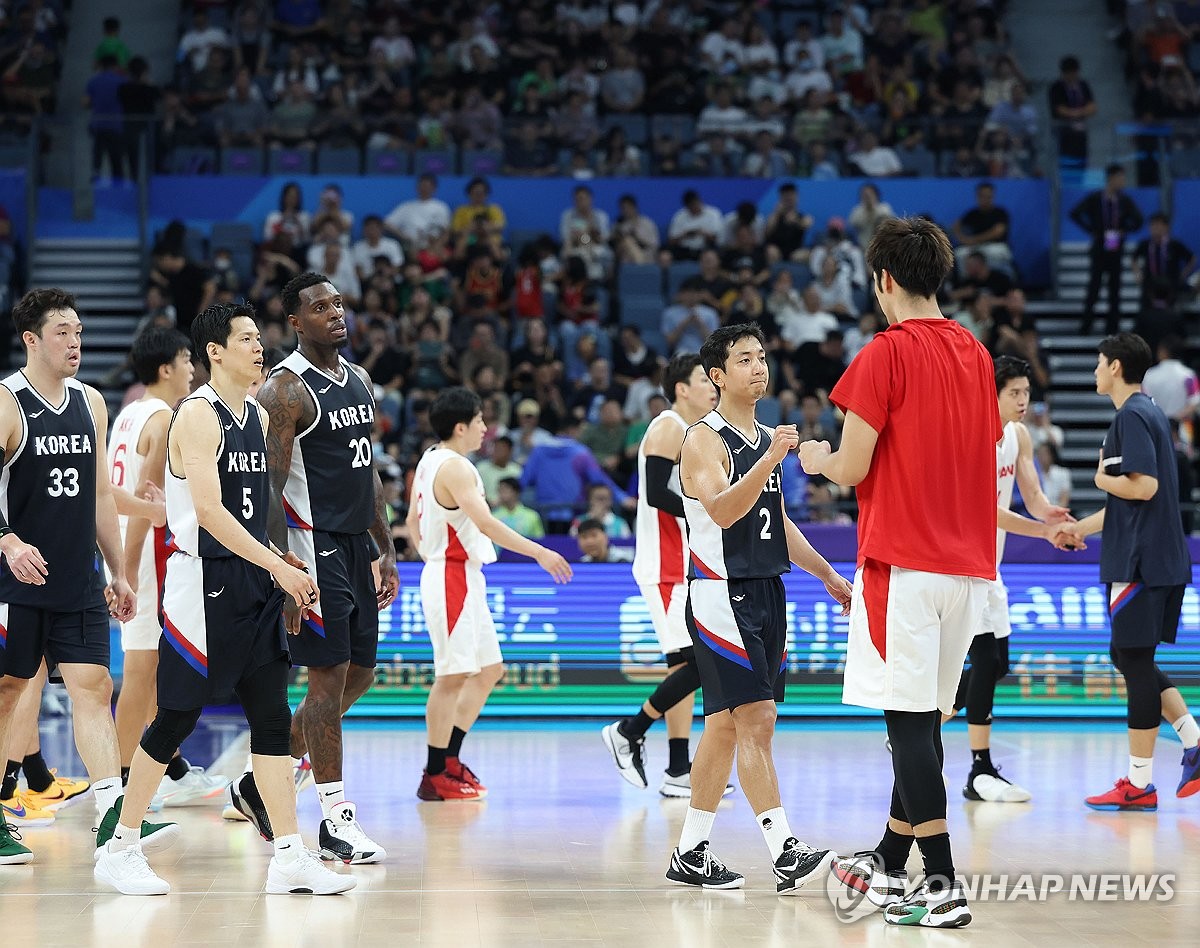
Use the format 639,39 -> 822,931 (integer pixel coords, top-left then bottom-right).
665,323 -> 851,894
256,272 -> 399,864
803,218 -> 1000,928
602,352 -> 729,798
95,303 -> 354,896
408,387 -> 572,801
1060,333 -> 1200,810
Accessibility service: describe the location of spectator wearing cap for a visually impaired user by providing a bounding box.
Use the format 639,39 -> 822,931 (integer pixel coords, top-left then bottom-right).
577,519 -> 634,563
662,278 -> 720,355
952,181 -> 1013,271
666,190 -> 723,261
451,177 -> 506,244
512,399 -> 555,465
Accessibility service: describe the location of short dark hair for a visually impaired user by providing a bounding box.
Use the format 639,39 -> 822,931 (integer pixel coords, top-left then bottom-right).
429,387 -> 483,440
577,518 -> 605,535
1105,162 -> 1125,179
682,189 -> 699,204
191,301 -> 257,372
98,53 -> 118,69
466,176 -> 490,194
994,355 -> 1030,393
494,435 -> 513,449
663,352 -> 703,401
363,214 -> 383,227
1150,211 -> 1169,225
866,216 -> 954,299
1159,334 -> 1183,359
780,182 -> 797,194
262,346 -> 285,373
498,477 -> 521,494
131,327 -> 191,385
1099,332 -> 1153,384
13,287 -> 77,344
976,180 -> 995,192
418,172 -> 438,186
103,16 -> 120,32
1060,55 -> 1081,73
281,271 -> 331,317
700,323 -> 767,376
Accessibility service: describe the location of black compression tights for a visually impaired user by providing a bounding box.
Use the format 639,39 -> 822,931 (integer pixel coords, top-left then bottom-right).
886,709 -> 947,828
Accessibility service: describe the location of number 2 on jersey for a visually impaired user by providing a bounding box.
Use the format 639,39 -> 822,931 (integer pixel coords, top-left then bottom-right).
759,507 -> 771,539
348,436 -> 371,468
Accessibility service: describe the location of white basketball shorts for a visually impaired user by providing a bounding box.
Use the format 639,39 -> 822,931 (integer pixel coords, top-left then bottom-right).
420,559 -> 502,677
120,537 -> 167,651
842,559 -> 989,716
978,577 -> 1012,640
638,581 -> 691,654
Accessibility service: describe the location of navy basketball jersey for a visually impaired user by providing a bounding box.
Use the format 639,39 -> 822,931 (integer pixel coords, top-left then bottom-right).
271,352 -> 375,535
683,410 -> 790,580
0,372 -> 104,610
167,386 -> 270,558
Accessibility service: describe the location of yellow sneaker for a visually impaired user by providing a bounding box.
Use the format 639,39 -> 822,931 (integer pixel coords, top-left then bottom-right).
25,770 -> 90,811
0,790 -> 56,827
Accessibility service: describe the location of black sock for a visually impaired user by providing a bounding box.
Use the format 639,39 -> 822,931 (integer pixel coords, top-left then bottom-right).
874,825 -> 915,873
969,747 -> 994,776
620,710 -> 654,741
121,767 -> 130,785
447,726 -> 467,759
667,738 -> 690,776
2,760 -> 21,799
165,754 -> 189,781
915,832 -> 955,891
21,751 -> 53,793
427,746 -> 447,776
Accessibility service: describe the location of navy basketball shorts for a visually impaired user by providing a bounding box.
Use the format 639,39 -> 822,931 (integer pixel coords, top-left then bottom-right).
286,529 -> 380,669
158,552 -> 287,710
0,602 -> 110,679
686,575 -> 787,714
1108,581 -> 1185,649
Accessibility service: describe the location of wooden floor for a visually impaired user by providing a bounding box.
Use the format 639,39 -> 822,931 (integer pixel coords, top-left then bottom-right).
2,718 -> 1198,946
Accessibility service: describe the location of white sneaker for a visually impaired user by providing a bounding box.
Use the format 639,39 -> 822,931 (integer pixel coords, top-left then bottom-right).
601,722 -> 647,788
158,766 -> 229,807
884,878 -> 972,928
266,847 -> 357,895
293,758 -> 315,795
964,770 -> 1032,803
318,802 -> 386,864
94,844 -> 170,895
222,801 -> 251,822
658,771 -> 735,799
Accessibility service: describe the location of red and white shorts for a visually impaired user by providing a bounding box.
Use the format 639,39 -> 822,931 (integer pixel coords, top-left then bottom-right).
638,581 -> 691,655
842,559 -> 989,715
420,559 -> 502,677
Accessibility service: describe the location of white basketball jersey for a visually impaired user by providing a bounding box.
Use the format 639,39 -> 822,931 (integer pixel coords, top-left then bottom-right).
633,410 -> 687,586
412,447 -> 497,566
995,421 -> 1019,562
108,395 -> 171,561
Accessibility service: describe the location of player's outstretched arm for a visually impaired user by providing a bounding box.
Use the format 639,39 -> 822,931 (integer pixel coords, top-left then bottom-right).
798,411 -> 878,486
682,422 -> 794,529
1014,423 -> 1072,523
440,457 -> 572,583
0,386 -> 48,585
642,418 -> 686,517
783,514 -> 852,614
255,367 -> 314,552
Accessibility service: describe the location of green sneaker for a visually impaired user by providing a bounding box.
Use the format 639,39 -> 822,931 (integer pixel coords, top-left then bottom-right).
1,821 -> 34,864
93,796 -> 182,860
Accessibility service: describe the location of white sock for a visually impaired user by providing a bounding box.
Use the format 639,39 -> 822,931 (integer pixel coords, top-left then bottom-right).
93,777 -> 121,816
273,832 -> 304,864
316,781 -> 346,819
1172,714 -> 1200,750
244,753 -> 254,774
110,821 -> 139,853
678,807 -> 716,853
757,806 -> 794,861
1128,755 -> 1154,789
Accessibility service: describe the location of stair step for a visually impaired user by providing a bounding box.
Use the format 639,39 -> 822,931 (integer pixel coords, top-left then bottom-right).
1046,408 -> 1115,425
35,237 -> 141,250
32,266 -> 143,282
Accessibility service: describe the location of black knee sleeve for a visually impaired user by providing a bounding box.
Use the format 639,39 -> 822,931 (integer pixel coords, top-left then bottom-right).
140,707 -> 203,764
647,648 -> 700,715
1111,646 -> 1162,730
965,633 -> 1000,726
235,658 -> 293,757
885,709 -> 946,827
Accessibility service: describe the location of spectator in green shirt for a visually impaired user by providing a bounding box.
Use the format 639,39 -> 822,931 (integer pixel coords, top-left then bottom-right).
478,435 -> 523,506
492,477 -> 545,541
580,398 -> 629,479
623,393 -> 669,470
95,17 -> 131,68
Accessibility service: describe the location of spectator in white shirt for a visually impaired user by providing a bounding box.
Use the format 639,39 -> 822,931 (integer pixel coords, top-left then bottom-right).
1026,402 -> 1065,452
848,130 -> 903,177
742,23 -> 780,72
1035,443 -> 1072,508
697,83 -> 748,136
784,20 -> 825,71
821,10 -> 864,75
312,242 -> 361,307
178,9 -> 230,73
385,174 -> 452,251
370,16 -> 416,70
662,278 -> 720,353
560,185 -> 613,280
785,51 -> 834,103
667,190 -> 724,260
1144,336 -> 1200,420
352,214 -> 404,281
847,183 -> 896,251
809,218 -> 868,289
811,254 -> 855,316
777,285 -> 839,349
700,20 -> 745,74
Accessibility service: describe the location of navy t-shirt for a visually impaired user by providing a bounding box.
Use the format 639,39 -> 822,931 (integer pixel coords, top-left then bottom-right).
1100,392 -> 1190,585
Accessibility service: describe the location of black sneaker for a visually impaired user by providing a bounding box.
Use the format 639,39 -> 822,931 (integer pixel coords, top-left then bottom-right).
228,773 -> 273,841
665,840 -> 744,889
774,837 -> 832,894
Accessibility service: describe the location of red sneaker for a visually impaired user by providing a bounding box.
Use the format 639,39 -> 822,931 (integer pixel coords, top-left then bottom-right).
416,770 -> 481,802
1085,777 -> 1158,812
446,757 -> 488,799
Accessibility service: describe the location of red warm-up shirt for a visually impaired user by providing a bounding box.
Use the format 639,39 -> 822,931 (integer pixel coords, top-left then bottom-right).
830,317 -> 1002,580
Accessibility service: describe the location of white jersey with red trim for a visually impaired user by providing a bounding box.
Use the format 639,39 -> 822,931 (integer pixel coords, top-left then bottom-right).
107,396 -> 171,603
632,410 -> 687,586
412,447 -> 497,566
995,421 -> 1019,563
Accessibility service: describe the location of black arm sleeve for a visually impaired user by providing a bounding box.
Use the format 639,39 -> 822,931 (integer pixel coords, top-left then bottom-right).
644,454 -> 685,518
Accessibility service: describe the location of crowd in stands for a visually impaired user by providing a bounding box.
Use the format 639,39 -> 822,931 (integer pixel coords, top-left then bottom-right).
58,0 -> 1042,179
0,0 -> 67,138
120,166 -> 1054,555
